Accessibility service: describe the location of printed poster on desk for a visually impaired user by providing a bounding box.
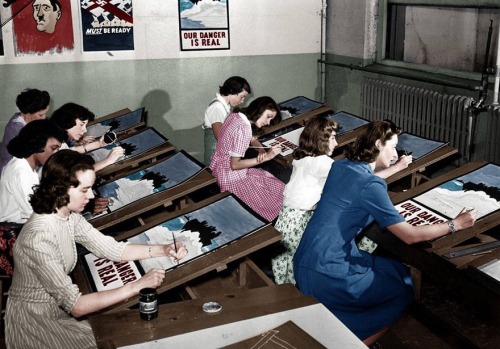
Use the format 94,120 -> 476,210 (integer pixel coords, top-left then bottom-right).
86,128 -> 167,164
91,151 -> 204,215
86,108 -> 145,138
261,126 -> 304,157
80,0 -> 134,51
178,0 -> 229,51
82,194 -> 268,291
395,163 -> 500,226
278,96 -> 325,120
9,0 -> 74,56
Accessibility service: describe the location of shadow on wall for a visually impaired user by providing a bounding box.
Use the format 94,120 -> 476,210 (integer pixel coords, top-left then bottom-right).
140,89 -> 203,161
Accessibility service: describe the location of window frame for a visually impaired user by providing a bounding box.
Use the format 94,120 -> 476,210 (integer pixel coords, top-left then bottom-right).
377,0 -> 500,80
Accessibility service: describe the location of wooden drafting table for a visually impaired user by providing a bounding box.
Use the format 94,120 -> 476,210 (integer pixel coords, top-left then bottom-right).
365,161 -> 500,320
88,108 -> 146,138
73,192 -> 282,314
93,128 -> 176,181
260,105 -> 332,136
89,284 -> 367,349
89,162 -> 216,231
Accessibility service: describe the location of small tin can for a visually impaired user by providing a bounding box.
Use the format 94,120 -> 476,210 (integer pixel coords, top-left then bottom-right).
139,288 -> 158,321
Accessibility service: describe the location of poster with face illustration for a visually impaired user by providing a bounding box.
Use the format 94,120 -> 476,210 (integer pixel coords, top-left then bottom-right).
82,194 -> 268,291
9,0 -> 74,55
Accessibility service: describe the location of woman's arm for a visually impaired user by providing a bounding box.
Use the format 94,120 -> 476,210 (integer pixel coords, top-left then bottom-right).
387,208 -> 477,244
211,122 -> 223,140
229,146 -> 281,170
71,268 -> 165,318
71,243 -> 187,318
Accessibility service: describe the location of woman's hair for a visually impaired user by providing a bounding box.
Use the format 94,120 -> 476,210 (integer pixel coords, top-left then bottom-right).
30,150 -> 95,214
293,117 -> 339,160
51,103 -> 95,130
219,76 -> 251,96
238,96 -> 282,135
7,119 -> 66,159
345,120 -> 401,163
16,88 -> 50,114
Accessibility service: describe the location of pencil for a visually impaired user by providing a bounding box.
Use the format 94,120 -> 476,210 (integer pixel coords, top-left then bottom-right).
172,231 -> 179,264
248,145 -> 272,149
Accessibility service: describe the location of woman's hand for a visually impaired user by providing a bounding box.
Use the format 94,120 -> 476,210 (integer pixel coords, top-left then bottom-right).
79,136 -> 96,145
92,197 -> 109,215
453,207 -> 477,231
266,146 -> 282,160
393,155 -> 413,171
162,242 -> 188,263
105,146 -> 125,165
137,268 -> 166,289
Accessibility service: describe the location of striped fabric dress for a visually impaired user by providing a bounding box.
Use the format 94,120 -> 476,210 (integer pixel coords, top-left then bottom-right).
5,213 -> 126,349
210,112 -> 284,222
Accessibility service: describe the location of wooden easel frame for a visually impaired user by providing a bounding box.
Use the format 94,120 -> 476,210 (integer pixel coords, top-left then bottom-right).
73,193 -> 281,314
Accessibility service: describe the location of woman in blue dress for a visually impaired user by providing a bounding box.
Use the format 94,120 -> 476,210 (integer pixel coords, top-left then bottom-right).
293,120 -> 477,346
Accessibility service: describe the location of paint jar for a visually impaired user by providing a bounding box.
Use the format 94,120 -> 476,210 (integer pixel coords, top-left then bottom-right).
139,288 -> 158,321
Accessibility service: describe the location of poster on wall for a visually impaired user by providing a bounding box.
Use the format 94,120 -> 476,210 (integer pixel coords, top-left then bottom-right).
80,0 -> 134,52
178,0 -> 229,51
8,0 -> 74,55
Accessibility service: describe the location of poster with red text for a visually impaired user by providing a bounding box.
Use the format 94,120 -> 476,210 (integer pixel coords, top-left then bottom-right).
80,0 -> 134,52
178,0 -> 229,51
9,0 -> 74,56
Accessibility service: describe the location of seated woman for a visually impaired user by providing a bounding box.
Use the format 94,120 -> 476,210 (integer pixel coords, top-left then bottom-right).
272,116 -> 339,285
0,119 -> 65,224
1,88 -> 50,173
210,96 -> 284,222
293,120 -> 477,346
51,102 -> 125,171
5,150 -> 187,349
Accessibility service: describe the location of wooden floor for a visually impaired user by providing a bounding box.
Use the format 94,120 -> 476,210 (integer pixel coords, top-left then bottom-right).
378,277 -> 500,349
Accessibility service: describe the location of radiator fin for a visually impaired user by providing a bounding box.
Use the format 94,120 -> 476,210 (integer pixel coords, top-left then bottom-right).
361,78 -> 474,163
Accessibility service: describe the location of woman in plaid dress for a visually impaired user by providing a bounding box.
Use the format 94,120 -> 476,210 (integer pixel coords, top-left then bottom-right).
210,96 -> 285,222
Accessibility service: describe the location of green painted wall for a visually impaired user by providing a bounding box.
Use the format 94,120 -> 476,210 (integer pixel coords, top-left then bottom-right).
0,53 -> 321,161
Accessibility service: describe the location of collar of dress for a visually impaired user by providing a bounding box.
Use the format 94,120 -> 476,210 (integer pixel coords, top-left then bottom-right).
237,112 -> 251,126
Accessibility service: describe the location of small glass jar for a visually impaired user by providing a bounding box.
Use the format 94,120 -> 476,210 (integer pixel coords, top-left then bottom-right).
139,288 -> 158,321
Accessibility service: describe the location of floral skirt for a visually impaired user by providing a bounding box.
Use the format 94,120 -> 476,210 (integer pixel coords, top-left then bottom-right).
271,205 -> 313,285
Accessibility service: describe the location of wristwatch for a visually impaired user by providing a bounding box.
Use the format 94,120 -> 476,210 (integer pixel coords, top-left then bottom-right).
447,220 -> 456,234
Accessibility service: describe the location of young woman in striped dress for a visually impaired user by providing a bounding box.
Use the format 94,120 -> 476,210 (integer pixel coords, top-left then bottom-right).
5,150 -> 187,349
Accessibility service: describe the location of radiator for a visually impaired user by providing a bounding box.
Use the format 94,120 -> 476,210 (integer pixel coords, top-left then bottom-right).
361,78 -> 474,163
484,105 -> 500,164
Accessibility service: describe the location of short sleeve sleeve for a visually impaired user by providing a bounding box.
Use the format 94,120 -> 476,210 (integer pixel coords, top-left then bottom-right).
360,177 -> 405,228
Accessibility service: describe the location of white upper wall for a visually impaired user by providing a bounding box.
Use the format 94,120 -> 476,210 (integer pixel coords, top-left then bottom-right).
0,0 -> 324,64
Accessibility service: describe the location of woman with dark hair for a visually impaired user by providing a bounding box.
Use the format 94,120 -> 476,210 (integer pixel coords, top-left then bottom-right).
202,76 -> 251,165
294,120 -> 477,346
210,96 -> 284,222
0,119 -> 65,224
51,102 -> 125,172
5,150 -> 187,349
1,88 -> 51,172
